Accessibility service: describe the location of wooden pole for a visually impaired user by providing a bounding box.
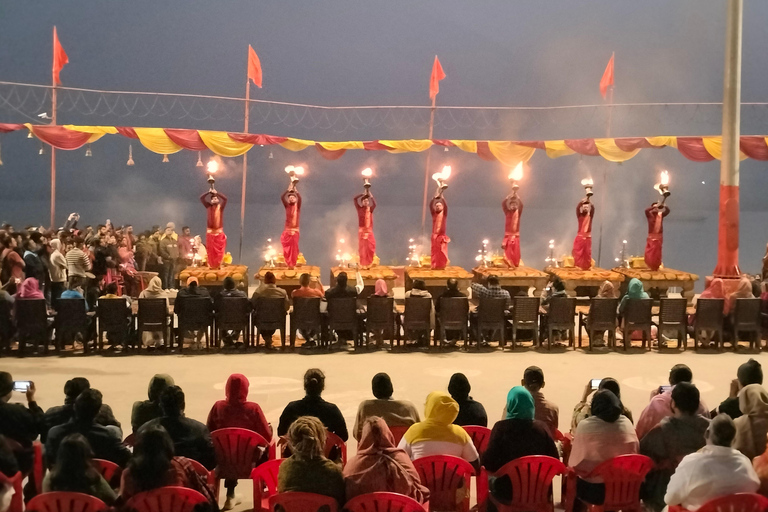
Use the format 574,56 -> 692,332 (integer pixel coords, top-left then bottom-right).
595,85 -> 614,267
420,96 -> 437,235
239,80 -> 250,263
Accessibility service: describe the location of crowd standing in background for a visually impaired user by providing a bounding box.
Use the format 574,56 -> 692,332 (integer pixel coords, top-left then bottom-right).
1,361 -> 768,511
0,214 -> 204,302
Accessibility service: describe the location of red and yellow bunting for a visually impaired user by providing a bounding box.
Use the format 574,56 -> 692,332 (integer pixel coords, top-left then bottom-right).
0,122 -> 762,165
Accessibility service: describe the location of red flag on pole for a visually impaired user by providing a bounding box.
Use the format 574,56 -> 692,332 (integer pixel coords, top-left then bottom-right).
429,56 -> 446,100
52,26 -> 69,86
247,45 -> 262,88
599,52 -> 614,99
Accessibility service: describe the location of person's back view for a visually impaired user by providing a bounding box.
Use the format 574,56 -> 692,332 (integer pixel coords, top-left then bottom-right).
277,416 -> 346,506
398,391 -> 480,471
665,414 -> 759,511
353,373 -> 420,440
277,369 -> 348,442
207,373 -> 272,510
138,385 -> 216,470
733,384 -> 768,460
448,373 -> 487,427
43,433 -> 115,505
131,374 -> 174,433
344,417 -> 428,503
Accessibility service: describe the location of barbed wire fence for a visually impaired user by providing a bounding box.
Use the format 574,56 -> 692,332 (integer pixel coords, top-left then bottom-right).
3,80 -> 768,140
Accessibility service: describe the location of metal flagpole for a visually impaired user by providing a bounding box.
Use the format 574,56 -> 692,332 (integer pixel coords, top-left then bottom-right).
713,0 -> 743,277
239,77 -> 250,263
420,96 -> 437,236
50,46 -> 58,229
595,84 -> 614,267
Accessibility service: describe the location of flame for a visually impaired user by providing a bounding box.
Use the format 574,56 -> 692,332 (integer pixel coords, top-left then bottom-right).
509,162 -> 523,181
206,159 -> 219,174
339,238 -> 345,244
342,253 -> 351,261
432,172 -> 442,183
284,165 -> 294,174
441,165 -> 452,180
482,239 -> 489,245
361,168 -> 373,177
581,178 -> 594,187
294,166 -> 305,176
660,170 -> 670,186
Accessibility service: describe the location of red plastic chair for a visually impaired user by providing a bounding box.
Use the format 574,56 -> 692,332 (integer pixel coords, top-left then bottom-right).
413,455 -> 475,512
186,458 -> 219,499
564,454 -> 654,512
211,428 -> 274,484
324,430 -> 347,467
125,486 -> 209,512
92,458 -> 122,486
479,456 -> 566,512
5,438 -> 45,495
269,492 -> 338,512
462,426 -> 491,458
388,426 -> 410,445
251,459 -> 285,512
0,471 -> 23,512
345,492 -> 426,512
26,492 -> 108,512
670,493 -> 768,512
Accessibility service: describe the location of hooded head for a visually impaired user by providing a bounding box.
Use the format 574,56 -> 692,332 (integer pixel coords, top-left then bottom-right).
598,280 -> 615,298
424,391 -> 459,425
225,374 -> 249,403
448,373 -> 471,401
627,278 -> 646,298
357,416 -> 397,455
374,279 -> 388,297
18,278 -> 44,299
591,389 -> 622,423
147,374 -> 174,403
403,391 -> 469,446
50,239 -> 61,252
505,386 -> 535,420
739,384 -> 768,417
704,278 -> 726,299
732,277 -> 754,299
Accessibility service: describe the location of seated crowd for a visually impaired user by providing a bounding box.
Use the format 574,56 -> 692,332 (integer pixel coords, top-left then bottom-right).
1,361 -> 768,512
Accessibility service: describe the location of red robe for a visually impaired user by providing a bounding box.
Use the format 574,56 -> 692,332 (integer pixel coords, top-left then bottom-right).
572,199 -> 594,270
644,204 -> 670,271
200,192 -> 227,269
281,190 -> 302,268
430,197 -> 450,270
502,196 -> 523,267
354,193 -> 377,267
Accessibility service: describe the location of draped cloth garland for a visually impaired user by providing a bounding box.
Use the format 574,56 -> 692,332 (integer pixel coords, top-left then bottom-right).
0,122 -> 763,166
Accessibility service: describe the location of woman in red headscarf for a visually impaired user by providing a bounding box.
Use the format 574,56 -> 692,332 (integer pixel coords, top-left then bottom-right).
207,374 -> 272,510
343,416 -> 428,503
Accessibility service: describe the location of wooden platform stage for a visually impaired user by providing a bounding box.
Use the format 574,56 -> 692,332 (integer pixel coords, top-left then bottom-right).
256,265 -> 321,296
329,266 -> 397,299
472,266 -> 549,296
545,266 -> 624,298
404,266 -> 473,297
178,265 -> 249,296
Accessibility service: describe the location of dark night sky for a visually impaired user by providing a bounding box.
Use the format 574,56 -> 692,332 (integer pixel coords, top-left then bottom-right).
1,1 -> 767,283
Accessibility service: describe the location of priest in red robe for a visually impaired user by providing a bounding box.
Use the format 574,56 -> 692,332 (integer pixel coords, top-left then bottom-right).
644,202 -> 670,271
354,191 -> 377,267
430,186 -> 450,270
200,189 -> 227,269
572,198 -> 594,270
281,182 -> 302,269
502,193 -> 523,267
